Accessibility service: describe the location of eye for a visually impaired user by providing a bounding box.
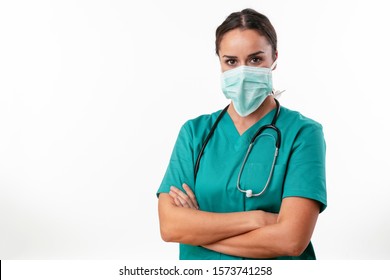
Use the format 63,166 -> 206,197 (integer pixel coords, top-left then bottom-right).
225,59 -> 237,66
249,57 -> 262,65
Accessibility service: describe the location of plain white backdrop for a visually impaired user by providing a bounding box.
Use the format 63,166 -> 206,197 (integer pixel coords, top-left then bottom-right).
1,0 -> 389,260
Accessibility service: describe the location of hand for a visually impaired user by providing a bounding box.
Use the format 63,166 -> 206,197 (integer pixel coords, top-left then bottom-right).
169,183 -> 199,210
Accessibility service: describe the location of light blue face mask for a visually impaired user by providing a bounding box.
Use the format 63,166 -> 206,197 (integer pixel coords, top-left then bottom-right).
221,62 -> 276,117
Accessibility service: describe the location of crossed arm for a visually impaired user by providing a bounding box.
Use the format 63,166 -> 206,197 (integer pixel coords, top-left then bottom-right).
158,183 -> 320,259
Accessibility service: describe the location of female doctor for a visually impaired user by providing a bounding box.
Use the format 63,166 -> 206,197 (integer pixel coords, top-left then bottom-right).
157,8 -> 326,260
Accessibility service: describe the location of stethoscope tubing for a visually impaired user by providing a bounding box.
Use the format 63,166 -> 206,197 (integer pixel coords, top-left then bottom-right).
194,104 -> 229,179
194,99 -> 281,198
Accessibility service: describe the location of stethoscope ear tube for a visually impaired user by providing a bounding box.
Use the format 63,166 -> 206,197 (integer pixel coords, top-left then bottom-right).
194,105 -> 229,180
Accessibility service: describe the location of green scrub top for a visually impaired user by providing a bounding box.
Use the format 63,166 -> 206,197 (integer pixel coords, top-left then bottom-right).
157,106 -> 327,260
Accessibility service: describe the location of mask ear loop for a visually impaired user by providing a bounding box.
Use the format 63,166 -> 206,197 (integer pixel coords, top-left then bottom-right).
269,59 -> 286,99
272,89 -> 285,99
270,59 -> 278,71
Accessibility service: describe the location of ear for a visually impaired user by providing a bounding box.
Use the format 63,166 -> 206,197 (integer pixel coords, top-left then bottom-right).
273,50 -> 278,70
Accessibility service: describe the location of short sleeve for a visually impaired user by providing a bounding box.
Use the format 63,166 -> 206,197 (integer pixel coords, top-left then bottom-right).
282,124 -> 327,212
157,123 -> 195,196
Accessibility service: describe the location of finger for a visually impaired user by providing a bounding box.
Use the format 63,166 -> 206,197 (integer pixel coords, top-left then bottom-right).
168,190 -> 176,198
169,191 -> 181,207
182,184 -> 198,209
174,196 -> 184,207
170,186 -> 182,196
182,183 -> 199,209
171,185 -> 197,209
177,196 -> 190,208
175,197 -> 183,207
170,186 -> 197,209
170,188 -> 191,208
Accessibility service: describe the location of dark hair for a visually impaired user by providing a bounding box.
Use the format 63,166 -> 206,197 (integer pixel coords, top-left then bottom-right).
215,8 -> 277,59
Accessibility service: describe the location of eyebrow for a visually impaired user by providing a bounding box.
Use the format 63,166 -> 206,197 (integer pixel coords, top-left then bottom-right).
222,50 -> 264,59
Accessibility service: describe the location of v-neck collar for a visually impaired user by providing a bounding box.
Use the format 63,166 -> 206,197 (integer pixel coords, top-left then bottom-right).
220,107 -> 278,148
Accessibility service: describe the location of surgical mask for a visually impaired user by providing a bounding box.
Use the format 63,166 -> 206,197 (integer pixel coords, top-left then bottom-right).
221,61 -> 276,117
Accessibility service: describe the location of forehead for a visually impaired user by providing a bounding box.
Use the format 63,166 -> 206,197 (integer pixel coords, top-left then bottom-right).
219,28 -> 272,55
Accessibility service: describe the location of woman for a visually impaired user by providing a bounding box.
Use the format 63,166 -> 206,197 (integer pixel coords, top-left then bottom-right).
157,8 -> 326,260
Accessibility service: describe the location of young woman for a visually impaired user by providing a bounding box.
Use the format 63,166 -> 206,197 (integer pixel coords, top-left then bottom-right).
157,8 -> 327,260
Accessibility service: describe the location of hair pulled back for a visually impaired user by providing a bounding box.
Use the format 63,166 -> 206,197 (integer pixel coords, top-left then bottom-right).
215,8 -> 277,59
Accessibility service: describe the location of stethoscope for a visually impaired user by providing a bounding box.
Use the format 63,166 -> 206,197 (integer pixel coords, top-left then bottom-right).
194,99 -> 281,198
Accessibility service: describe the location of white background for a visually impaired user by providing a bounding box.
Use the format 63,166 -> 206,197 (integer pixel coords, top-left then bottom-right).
0,0 -> 389,260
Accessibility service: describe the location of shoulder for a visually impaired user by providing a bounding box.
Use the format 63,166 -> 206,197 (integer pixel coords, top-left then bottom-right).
181,109 -> 224,136
279,106 -> 323,132
278,106 -> 325,147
